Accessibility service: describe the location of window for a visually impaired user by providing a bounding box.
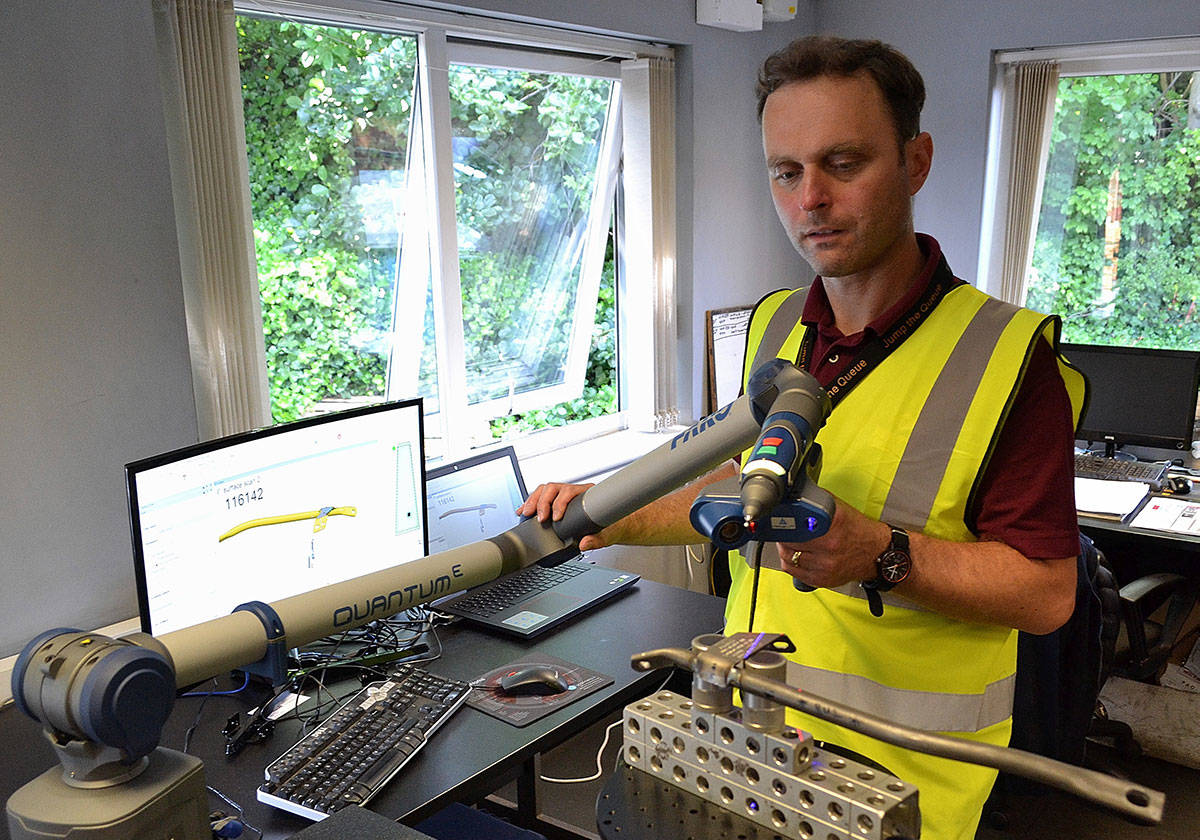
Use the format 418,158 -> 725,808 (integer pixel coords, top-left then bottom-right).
983,39 -> 1200,353
227,4 -> 674,461
1026,69 -> 1199,350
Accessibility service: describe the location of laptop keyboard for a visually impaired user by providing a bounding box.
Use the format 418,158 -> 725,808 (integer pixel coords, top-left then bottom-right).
447,561 -> 589,618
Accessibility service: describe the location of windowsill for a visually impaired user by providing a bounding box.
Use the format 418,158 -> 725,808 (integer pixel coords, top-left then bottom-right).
517,425 -> 688,488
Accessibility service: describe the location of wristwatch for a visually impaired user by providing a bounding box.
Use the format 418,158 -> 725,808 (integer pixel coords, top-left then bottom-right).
861,525 -> 911,617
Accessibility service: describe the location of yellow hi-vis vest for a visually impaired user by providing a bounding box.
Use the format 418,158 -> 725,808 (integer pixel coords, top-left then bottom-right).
726,282 -> 1086,840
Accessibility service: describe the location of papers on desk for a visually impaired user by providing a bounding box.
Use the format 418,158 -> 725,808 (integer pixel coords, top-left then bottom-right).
1130,496 -> 1200,536
1074,477 -> 1150,520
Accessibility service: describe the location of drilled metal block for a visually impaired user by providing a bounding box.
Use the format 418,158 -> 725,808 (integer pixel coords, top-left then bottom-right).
690,709 -> 719,742
619,693 -> 917,840
765,726 -> 815,775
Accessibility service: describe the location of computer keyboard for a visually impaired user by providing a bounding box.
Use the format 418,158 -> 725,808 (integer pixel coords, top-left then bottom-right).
446,560 -> 588,618
257,662 -> 471,820
1074,452 -> 1168,489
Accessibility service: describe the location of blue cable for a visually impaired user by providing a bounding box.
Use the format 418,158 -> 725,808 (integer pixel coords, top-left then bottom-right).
182,671 -> 251,697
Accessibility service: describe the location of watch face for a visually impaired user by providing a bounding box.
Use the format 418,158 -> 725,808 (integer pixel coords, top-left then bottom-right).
878,550 -> 911,584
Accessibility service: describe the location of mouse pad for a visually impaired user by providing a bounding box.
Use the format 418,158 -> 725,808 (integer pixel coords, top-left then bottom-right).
467,653 -> 612,727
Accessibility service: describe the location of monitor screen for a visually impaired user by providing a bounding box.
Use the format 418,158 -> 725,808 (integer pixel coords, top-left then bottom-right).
1062,343 -> 1200,453
127,399 -> 427,636
425,447 -> 527,554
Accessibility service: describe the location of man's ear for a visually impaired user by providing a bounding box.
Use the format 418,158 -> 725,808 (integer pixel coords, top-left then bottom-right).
905,131 -> 933,195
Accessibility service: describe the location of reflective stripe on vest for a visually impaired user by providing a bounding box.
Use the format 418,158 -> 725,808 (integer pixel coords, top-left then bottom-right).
784,659 -> 1016,733
741,293 -> 1047,615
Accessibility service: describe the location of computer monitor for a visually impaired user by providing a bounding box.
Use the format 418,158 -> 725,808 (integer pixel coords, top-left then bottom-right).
425,447 -> 527,554
1062,343 -> 1200,455
127,399 -> 427,636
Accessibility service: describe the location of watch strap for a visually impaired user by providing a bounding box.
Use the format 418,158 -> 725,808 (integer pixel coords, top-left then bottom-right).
861,525 -> 911,617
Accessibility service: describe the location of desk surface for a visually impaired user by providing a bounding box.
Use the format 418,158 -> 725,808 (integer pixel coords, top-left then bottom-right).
1076,442 -> 1200,551
1,578 -> 725,840
1078,483 -> 1200,550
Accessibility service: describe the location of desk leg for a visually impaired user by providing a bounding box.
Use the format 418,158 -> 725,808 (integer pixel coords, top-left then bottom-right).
483,754 -> 600,840
516,754 -> 540,826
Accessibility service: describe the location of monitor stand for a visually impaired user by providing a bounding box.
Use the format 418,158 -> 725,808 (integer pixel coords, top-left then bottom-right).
1098,439 -> 1137,461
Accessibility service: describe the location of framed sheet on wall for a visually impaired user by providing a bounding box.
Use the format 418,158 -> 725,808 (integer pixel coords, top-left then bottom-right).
705,306 -> 753,414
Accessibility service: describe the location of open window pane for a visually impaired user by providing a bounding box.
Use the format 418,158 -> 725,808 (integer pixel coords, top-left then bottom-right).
1025,71 -> 1200,350
238,15 -> 626,452
448,63 -> 619,418
238,19 -> 428,422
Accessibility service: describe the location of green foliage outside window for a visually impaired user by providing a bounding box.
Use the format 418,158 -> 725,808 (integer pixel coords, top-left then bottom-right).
237,19 -> 617,433
1026,72 -> 1200,350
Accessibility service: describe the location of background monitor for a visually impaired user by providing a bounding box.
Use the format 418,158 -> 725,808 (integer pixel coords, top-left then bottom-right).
1062,343 -> 1200,454
127,399 -> 427,636
425,446 -> 527,554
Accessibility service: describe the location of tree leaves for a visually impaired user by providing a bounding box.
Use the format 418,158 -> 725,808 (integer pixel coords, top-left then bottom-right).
1029,72 -> 1200,350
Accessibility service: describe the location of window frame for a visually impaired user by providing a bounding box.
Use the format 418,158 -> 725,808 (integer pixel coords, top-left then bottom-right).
432,41 -> 624,429
978,36 -> 1200,303
231,0 -> 676,461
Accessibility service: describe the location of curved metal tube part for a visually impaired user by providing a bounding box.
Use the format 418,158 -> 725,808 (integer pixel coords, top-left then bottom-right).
631,645 -> 1164,826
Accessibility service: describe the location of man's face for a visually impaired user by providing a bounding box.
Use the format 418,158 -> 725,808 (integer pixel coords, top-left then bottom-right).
761,73 -> 929,282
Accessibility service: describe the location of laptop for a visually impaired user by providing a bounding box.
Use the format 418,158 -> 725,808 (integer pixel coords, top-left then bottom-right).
426,447 -> 639,638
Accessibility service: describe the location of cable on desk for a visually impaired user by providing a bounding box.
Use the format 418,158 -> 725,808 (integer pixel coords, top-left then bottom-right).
539,719 -> 624,784
207,784 -> 264,839
181,684 -> 215,755
182,670 -> 251,698
540,672 -> 674,785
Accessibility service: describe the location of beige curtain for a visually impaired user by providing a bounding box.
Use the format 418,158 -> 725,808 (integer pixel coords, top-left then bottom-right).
153,0 -> 270,439
620,56 -> 679,431
997,60 -> 1060,304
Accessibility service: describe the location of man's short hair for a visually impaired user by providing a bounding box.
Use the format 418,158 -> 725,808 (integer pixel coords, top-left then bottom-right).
756,35 -> 925,145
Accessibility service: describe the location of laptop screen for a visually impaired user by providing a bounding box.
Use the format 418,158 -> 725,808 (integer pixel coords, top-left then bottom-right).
425,447 -> 528,554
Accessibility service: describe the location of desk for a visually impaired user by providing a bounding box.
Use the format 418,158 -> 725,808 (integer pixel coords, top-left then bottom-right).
1075,442 -> 1200,578
1,578 -> 726,840
1079,479 -> 1200,584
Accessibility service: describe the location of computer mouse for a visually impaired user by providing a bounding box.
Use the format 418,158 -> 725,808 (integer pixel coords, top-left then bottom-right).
1164,475 -> 1193,495
498,665 -> 570,697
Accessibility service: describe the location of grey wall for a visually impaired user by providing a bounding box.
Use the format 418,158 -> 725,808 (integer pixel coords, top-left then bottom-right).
3,0 -> 1198,658
0,2 -> 198,657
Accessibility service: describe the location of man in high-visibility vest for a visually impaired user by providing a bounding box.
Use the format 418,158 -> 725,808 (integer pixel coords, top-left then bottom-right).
520,35 -> 1083,840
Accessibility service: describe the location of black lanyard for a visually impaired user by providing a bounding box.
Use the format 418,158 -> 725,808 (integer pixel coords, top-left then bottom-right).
795,255 -> 958,406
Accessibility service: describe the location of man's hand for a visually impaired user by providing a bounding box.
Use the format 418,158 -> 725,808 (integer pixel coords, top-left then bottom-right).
775,495 -> 887,588
518,482 -> 611,551
517,461 -> 741,552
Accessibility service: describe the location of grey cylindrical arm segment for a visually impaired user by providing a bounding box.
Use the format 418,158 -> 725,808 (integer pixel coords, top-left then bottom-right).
558,395 -> 763,538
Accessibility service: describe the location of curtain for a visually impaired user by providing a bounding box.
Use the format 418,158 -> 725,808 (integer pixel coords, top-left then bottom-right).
153,0 -> 270,439
997,60 -> 1060,305
620,56 -> 679,431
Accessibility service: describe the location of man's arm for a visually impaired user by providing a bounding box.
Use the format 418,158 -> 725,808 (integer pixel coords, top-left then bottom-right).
519,460 -> 739,551
775,504 -> 1075,636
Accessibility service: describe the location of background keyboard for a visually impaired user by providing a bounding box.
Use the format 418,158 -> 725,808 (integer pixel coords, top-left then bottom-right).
257,663 -> 471,820
1074,452 -> 1168,488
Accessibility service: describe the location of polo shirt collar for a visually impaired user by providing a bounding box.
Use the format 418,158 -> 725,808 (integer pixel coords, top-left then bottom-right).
800,234 -> 951,347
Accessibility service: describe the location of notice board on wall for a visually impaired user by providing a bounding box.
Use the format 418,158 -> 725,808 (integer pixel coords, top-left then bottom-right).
705,306 -> 753,414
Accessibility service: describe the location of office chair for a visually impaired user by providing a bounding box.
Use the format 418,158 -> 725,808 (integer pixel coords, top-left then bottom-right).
984,534 -> 1109,828
1087,552 -> 1197,759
